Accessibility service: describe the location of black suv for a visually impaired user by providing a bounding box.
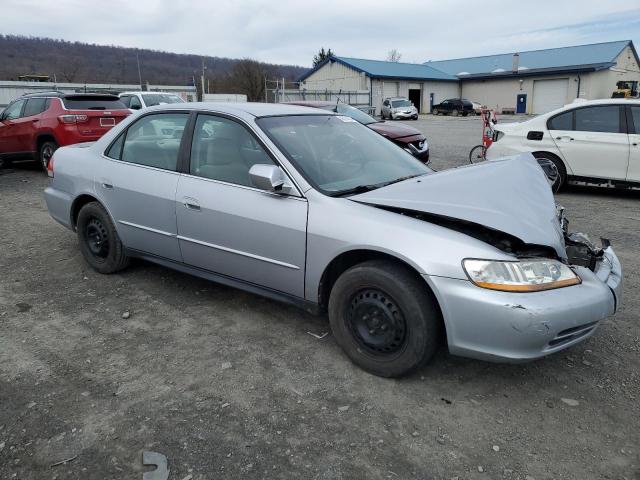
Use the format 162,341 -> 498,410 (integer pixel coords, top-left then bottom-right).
432,98 -> 474,116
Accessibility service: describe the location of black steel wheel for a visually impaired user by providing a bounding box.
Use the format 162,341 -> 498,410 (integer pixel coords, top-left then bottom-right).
329,260 -> 442,377
348,288 -> 407,355
77,201 -> 129,274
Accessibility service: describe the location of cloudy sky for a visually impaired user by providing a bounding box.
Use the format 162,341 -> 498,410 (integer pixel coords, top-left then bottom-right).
2,0 -> 639,67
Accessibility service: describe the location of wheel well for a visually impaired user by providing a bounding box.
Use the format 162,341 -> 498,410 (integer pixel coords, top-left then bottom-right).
36,134 -> 57,153
318,250 -> 439,312
70,194 -> 99,230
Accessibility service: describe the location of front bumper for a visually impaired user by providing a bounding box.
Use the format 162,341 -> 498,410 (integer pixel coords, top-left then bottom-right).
392,110 -> 418,119
427,247 -> 622,362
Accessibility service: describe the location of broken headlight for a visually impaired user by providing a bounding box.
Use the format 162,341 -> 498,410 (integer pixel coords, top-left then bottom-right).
463,259 -> 581,292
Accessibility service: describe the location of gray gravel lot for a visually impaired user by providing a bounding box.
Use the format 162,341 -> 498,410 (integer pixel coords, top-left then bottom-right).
0,114 -> 638,480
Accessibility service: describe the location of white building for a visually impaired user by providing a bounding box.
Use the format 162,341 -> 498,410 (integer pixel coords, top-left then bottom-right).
299,40 -> 640,115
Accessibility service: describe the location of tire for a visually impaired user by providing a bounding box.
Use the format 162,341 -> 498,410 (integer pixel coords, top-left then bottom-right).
462,112 -> 468,117
469,144 -> 487,163
39,141 -> 58,171
76,201 -> 130,274
0,156 -> 7,169
412,115 -> 418,120
432,109 -> 439,115
328,260 -> 441,378
452,109 -> 459,117
533,152 -> 566,193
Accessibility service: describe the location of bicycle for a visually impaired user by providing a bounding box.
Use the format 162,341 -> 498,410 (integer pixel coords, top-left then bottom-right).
469,108 -> 497,163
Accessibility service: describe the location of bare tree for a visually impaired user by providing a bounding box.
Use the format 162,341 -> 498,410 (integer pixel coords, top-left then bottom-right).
61,58 -> 82,82
386,49 -> 402,62
228,59 -> 268,101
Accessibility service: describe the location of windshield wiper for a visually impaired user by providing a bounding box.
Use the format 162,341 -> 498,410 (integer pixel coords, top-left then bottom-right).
330,184 -> 381,197
380,173 -> 426,187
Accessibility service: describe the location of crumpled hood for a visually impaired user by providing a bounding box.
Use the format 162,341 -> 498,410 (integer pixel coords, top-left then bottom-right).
368,121 -> 424,140
351,154 -> 567,258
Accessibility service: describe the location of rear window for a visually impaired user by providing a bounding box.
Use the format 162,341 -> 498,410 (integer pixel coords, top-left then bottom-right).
62,96 -> 127,110
548,111 -> 573,130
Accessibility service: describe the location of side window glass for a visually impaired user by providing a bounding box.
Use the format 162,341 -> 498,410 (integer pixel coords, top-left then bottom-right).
121,114 -> 188,170
548,111 -> 573,131
190,115 -> 274,187
575,106 -> 620,133
119,96 -> 131,108
130,96 -> 142,109
3,100 -> 25,120
632,107 -> 640,135
23,98 -> 47,117
106,133 -> 125,160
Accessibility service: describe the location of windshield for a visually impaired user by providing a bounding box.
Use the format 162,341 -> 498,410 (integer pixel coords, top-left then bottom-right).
257,115 -> 431,196
142,94 -> 185,106
317,103 -> 377,125
391,99 -> 412,108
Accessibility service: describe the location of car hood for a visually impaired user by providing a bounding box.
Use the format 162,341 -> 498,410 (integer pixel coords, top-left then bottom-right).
350,153 -> 566,258
368,121 -> 424,140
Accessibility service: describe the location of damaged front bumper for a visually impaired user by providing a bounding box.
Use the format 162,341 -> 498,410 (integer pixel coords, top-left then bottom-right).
427,244 -> 622,363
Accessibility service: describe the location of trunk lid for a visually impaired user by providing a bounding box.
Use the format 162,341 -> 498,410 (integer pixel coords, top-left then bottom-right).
350,154 -> 567,258
62,95 -> 130,137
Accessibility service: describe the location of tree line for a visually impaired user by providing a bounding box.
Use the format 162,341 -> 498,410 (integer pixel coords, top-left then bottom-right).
0,35 -> 308,101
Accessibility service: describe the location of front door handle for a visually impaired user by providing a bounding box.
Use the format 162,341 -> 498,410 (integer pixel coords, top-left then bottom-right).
101,182 -> 113,189
183,197 -> 200,211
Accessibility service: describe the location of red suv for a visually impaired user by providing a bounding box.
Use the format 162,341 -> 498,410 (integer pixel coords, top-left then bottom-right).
0,92 -> 130,170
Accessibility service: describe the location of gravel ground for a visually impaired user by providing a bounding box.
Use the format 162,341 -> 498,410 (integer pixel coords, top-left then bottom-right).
0,114 -> 638,480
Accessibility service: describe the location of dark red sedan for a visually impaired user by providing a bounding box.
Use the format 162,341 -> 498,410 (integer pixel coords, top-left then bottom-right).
285,101 -> 429,162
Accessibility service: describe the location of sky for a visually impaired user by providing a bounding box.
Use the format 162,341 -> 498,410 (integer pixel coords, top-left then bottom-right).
1,0 -> 639,67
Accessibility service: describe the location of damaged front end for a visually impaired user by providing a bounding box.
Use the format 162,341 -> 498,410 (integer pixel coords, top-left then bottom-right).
556,205 -> 609,272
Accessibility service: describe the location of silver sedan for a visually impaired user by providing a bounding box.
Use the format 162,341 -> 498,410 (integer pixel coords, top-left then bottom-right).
44,103 -> 622,377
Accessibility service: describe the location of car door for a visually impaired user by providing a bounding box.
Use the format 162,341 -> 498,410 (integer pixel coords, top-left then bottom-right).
440,100 -> 450,113
0,99 -> 27,154
100,112 -> 189,261
627,105 -> 640,182
20,98 -> 49,153
549,105 -> 629,180
175,113 -> 308,298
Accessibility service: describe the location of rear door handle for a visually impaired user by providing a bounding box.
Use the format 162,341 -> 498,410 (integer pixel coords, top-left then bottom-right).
183,197 -> 200,211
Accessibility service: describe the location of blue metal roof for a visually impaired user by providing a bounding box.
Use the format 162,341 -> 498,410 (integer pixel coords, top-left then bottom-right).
299,56 -> 458,82
424,40 -> 634,77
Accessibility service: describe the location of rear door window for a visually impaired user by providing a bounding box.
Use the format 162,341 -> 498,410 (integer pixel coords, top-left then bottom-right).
629,106 -> 640,134
23,98 -> 48,117
130,96 -> 142,109
548,111 -> 573,130
574,106 -> 621,133
119,113 -> 188,170
62,95 -> 127,110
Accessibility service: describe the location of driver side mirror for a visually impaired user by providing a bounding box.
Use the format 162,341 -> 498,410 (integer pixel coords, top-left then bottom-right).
130,104 -> 141,110
249,164 -> 293,194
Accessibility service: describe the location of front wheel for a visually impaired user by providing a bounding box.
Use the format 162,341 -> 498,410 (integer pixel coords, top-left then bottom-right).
77,202 -> 130,274
39,141 -> 58,171
452,109 -> 459,117
328,260 -> 442,377
432,109 -> 439,115
469,144 -> 487,163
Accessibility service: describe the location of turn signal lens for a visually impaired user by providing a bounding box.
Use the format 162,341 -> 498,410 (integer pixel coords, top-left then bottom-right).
463,259 -> 581,292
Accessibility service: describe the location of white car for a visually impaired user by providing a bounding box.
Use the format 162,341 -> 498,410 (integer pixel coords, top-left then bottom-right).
118,91 -> 185,112
486,99 -> 640,191
381,97 -> 419,120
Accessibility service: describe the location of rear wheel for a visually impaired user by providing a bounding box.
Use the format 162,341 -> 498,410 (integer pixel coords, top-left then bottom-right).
39,141 -> 57,171
533,152 -> 566,193
328,260 -> 441,377
469,145 -> 487,163
77,202 -> 130,274
432,108 -> 439,115
452,109 -> 459,117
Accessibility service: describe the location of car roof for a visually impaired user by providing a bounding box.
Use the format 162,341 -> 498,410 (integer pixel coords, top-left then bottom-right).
20,91 -> 119,99
546,98 -> 640,116
142,102 -> 333,118
284,100 -> 334,108
119,91 -> 181,95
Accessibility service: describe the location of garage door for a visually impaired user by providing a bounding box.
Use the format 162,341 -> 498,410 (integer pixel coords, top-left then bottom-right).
382,81 -> 399,99
532,79 -> 569,114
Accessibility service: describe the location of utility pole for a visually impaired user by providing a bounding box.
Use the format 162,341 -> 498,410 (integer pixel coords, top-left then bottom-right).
136,53 -> 143,91
201,59 -> 207,101
282,77 -> 285,103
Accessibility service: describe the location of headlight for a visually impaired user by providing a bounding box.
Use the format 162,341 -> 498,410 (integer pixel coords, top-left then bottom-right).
463,259 -> 580,292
